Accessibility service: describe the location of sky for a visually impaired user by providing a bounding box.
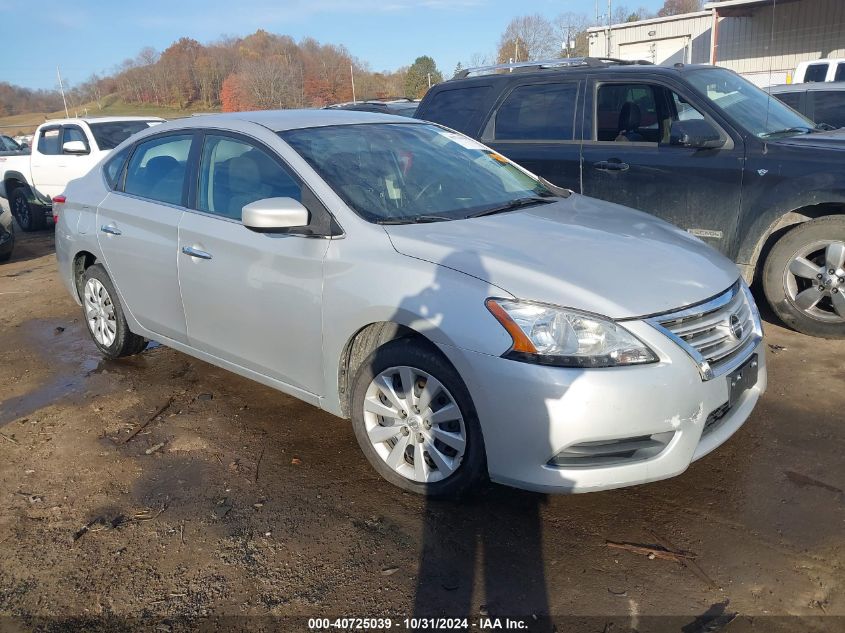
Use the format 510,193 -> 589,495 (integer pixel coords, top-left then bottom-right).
0,0 -> 670,90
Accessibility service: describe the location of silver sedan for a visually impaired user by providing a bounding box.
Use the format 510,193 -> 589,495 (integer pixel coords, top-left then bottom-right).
55,110 -> 766,496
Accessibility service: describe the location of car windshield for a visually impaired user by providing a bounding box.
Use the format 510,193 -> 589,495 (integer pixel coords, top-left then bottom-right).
686,67 -> 815,138
89,120 -> 161,150
279,123 -> 557,223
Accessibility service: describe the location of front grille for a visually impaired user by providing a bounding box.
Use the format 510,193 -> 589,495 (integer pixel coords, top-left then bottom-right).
648,282 -> 762,380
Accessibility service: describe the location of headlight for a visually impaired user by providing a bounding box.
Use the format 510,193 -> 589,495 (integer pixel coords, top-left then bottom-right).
486,298 -> 658,368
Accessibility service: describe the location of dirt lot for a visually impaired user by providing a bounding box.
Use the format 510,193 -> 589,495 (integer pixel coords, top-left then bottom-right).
0,229 -> 843,632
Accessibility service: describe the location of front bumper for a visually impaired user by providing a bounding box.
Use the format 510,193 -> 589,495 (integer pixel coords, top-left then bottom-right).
439,319 -> 766,494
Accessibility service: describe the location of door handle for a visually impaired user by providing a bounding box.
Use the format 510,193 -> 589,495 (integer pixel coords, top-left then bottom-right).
100,224 -> 122,236
181,246 -> 213,260
594,160 -> 630,172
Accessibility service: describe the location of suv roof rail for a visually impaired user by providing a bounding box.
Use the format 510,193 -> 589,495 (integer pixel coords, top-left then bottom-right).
454,57 -> 653,79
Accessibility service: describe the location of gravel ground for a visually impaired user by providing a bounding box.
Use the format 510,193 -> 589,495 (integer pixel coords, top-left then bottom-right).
0,229 -> 843,632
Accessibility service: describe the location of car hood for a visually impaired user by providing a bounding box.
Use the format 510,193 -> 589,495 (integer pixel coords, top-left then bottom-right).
773,127 -> 845,150
384,194 -> 740,319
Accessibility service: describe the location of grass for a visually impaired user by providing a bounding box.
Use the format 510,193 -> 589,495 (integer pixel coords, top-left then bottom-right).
0,94 -> 219,134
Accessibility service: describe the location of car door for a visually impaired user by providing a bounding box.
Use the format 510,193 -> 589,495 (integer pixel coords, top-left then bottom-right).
580,75 -> 745,256
96,132 -> 196,343
483,79 -> 584,191
29,125 -> 65,198
178,131 -> 328,395
57,125 -> 97,186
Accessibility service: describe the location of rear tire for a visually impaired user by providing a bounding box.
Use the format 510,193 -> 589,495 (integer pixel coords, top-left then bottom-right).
350,337 -> 487,498
763,215 -> 845,339
81,264 -> 148,359
11,188 -> 45,232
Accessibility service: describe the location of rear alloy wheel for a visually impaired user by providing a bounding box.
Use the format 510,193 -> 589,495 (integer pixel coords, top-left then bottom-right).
11,188 -> 44,232
351,338 -> 486,497
81,264 -> 148,358
763,216 -> 845,338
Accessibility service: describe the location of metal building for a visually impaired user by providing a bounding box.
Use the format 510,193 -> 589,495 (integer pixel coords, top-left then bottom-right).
588,0 -> 845,86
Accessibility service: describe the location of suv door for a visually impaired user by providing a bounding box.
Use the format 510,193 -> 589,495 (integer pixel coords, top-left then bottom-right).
178,132 -> 328,396
96,132 -> 195,343
580,75 -> 745,256
483,79 -> 583,190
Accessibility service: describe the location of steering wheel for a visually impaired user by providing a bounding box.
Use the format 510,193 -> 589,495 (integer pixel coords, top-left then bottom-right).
412,179 -> 440,202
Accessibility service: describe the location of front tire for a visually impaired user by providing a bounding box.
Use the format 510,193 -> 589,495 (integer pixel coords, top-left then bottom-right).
763,215 -> 845,338
11,188 -> 45,232
350,338 -> 487,498
81,264 -> 148,358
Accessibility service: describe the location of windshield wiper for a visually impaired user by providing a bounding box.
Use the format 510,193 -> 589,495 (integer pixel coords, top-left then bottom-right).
375,214 -> 454,225
466,196 -> 555,219
760,126 -> 814,138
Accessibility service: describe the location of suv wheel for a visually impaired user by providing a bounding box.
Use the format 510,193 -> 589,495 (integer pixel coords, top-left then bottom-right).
11,188 -> 44,232
763,215 -> 845,338
350,338 -> 487,498
81,264 -> 148,358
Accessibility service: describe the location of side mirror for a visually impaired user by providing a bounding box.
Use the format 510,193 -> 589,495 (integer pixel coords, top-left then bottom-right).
669,120 -> 725,149
242,197 -> 309,233
62,140 -> 89,155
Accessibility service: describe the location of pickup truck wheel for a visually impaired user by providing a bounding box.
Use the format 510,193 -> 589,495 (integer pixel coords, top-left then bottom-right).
763,216 -> 845,338
350,338 -> 487,498
81,264 -> 149,359
11,188 -> 45,232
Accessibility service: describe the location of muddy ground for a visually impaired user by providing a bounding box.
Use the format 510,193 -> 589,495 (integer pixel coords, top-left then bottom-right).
0,229 -> 842,633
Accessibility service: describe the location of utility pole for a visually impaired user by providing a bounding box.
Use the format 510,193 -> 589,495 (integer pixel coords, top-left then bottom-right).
427,72 -> 432,89
350,64 -> 356,103
607,0 -> 612,57
56,66 -> 69,118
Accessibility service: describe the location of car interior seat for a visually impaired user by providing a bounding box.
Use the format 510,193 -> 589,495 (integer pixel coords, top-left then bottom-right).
615,102 -> 644,142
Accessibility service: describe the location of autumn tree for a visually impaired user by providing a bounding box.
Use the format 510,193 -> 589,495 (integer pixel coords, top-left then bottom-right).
497,15 -> 557,63
404,56 -> 442,99
657,0 -> 702,16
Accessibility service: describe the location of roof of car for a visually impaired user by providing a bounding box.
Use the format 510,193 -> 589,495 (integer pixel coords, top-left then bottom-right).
174,109 -> 423,132
769,81 -> 845,93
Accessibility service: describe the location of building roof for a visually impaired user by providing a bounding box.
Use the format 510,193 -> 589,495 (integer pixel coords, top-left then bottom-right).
587,10 -> 710,33
704,0 -> 801,15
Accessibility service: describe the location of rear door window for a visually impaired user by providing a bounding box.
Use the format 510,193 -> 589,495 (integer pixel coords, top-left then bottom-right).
811,91 -> 845,129
123,134 -> 193,206
804,63 -> 829,83
494,82 -> 579,141
419,86 -> 492,135
835,63 -> 845,82
37,127 -> 61,155
103,145 -> 132,189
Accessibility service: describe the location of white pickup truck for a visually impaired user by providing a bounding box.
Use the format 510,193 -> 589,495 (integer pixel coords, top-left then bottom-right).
0,116 -> 163,231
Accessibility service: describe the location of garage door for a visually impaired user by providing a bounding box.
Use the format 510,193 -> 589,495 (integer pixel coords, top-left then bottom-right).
619,36 -> 690,65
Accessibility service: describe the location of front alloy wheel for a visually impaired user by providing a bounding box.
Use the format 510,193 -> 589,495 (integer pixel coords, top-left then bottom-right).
763,215 -> 845,338
363,366 -> 467,484
350,338 -> 486,497
784,240 -> 845,323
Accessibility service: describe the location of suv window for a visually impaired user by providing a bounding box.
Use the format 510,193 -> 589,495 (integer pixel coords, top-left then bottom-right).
804,63 -> 829,83
103,145 -> 132,190
494,82 -> 578,141
811,91 -> 845,129
37,128 -> 61,155
421,86 -> 492,135
595,83 -> 660,142
197,135 -> 301,220
123,134 -> 192,206
774,90 -> 802,111
836,64 -> 845,82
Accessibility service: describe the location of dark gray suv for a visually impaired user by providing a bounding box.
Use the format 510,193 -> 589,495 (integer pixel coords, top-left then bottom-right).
416,58 -> 845,339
